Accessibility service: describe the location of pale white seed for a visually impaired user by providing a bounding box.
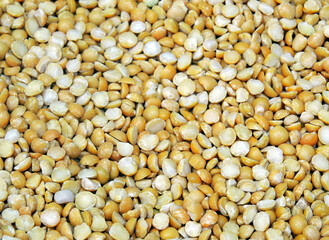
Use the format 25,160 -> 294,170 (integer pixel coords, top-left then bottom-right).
109,223 -> 129,240
91,91 -> 109,108
34,28 -> 51,43
222,5 -> 239,18
246,79 -> 264,95
117,142 -> 134,157
230,141 -> 250,156
253,212 -> 270,231
49,101 -> 68,116
130,21 -> 146,33
311,154 -> 329,171
152,213 -> 169,230
54,190 -> 75,204
221,159 -> 240,179
143,41 -> 161,57
105,108 -> 122,120
137,134 -> 159,151
43,88 -> 58,105
5,129 -> 20,143
40,209 -> 60,227
267,147 -> 284,163
74,223 -> 92,240
75,192 -> 97,211
118,157 -> 138,176
185,221 -> 202,237
209,85 -> 227,103
25,80 -> 44,96
252,165 -> 269,180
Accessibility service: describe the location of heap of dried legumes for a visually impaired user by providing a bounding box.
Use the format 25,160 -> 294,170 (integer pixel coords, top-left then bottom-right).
1,0 -> 329,239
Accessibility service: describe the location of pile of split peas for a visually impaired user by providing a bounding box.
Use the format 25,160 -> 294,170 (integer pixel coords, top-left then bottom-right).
0,0 -> 329,239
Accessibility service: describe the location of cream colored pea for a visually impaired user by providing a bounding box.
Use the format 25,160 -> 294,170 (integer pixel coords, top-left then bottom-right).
74,223 -> 92,240
179,95 -> 198,108
153,175 -> 170,191
264,53 -> 280,68
143,41 -> 161,57
219,128 -> 236,146
91,214 -> 107,232
54,189 -> 74,204
258,2 -> 273,15
266,147 -> 284,163
235,88 -> 249,102
145,118 -> 166,134
179,123 -> 199,140
0,139 -> 14,158
51,167 -> 71,182
40,209 -> 60,227
177,79 -> 196,96
27,226 -> 46,240
265,228 -> 283,240
119,32 -> 138,48
137,134 -> 159,151
319,126 -> 329,144
57,75 -> 73,89
230,141 -> 250,156
2,208 -> 19,224
118,157 -> 138,176
75,192 -> 97,211
221,159 -> 240,179
311,154 -> 329,171
92,91 -> 109,108
203,109 -> 219,124
224,51 -> 241,64
7,4 -> 25,17
130,21 -> 146,33
220,66 -> 237,81
67,29 -> 83,41
234,124 -> 252,141
105,47 -> 124,61
109,188 -> 128,203
267,21 -> 284,42
221,231 -> 238,240
25,80 -> 44,96
257,200 -> 276,211
184,37 -> 197,52
222,4 -> 239,18
49,101 -> 68,116
185,221 -> 202,237
209,85 -> 227,103
298,22 -> 315,36
11,40 -> 27,59
16,215 -> 34,231
109,223 -> 129,240
117,142 -> 134,157
246,79 -> 264,95
252,165 -> 269,180
82,47 -> 98,62
177,52 -> 192,71
162,158 -> 177,178
153,213 -> 169,230
34,28 -> 51,43
253,212 -> 270,231
160,52 -> 177,65
324,25 -> 329,38
105,108 -> 122,121
203,39 -> 217,51
227,186 -> 245,202
66,59 -> 81,73
81,178 -> 100,191
0,41 -> 9,60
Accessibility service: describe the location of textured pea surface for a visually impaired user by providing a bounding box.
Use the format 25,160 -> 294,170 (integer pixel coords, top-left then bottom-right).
0,0 -> 329,239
